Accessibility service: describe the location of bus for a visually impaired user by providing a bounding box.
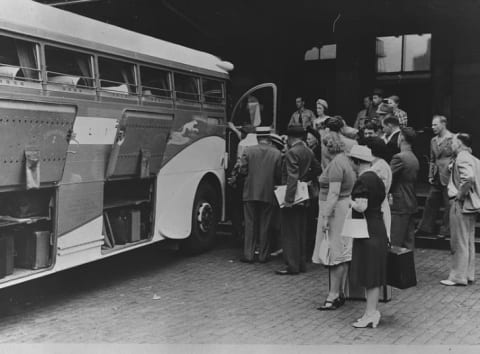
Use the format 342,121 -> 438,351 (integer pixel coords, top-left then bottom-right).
0,0 -> 277,288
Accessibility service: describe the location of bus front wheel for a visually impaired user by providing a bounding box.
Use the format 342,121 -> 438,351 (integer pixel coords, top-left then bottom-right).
181,182 -> 219,255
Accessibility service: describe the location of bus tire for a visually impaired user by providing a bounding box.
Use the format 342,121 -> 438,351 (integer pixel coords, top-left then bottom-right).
181,182 -> 219,255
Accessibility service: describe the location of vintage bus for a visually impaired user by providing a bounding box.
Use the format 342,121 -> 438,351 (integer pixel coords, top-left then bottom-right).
0,0 -> 277,288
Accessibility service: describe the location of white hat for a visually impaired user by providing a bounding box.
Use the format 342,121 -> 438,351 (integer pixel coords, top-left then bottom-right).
255,126 -> 272,136
347,145 -> 374,162
316,98 -> 328,109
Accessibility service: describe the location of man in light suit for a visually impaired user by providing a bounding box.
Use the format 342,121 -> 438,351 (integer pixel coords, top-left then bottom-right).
239,127 -> 282,263
276,126 -> 321,275
390,127 -> 420,250
441,133 -> 478,286
416,115 -> 454,238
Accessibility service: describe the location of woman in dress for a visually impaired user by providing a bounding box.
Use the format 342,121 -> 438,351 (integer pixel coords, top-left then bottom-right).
364,136 -> 392,240
348,145 -> 389,328
312,132 -> 356,310
312,98 -> 330,131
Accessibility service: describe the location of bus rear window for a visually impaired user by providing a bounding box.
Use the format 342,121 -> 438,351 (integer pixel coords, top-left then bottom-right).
140,66 -> 171,98
45,46 -> 94,88
0,36 -> 39,81
174,73 -> 199,101
202,78 -> 224,104
98,57 -> 137,94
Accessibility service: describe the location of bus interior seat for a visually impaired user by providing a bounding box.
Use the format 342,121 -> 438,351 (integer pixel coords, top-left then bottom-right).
0,66 -> 21,79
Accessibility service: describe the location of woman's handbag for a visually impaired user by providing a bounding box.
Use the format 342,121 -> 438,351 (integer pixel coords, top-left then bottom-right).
342,207 -> 369,238
316,229 -> 331,265
386,245 -> 417,289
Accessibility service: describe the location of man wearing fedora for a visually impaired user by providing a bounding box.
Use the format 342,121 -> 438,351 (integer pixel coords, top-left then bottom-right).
390,127 -> 420,250
276,126 -> 321,275
239,126 -> 282,263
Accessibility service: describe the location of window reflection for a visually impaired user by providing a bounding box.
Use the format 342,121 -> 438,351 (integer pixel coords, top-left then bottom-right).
404,34 -> 431,71
376,36 -> 402,73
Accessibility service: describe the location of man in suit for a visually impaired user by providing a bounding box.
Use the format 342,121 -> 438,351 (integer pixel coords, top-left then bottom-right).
390,127 -> 420,250
416,115 -> 454,239
382,116 -> 401,163
239,126 -> 282,263
441,133 -> 478,286
276,126 -> 322,275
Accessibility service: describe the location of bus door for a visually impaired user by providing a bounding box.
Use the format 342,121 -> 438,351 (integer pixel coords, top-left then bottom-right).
225,83 -> 277,222
103,110 -> 173,248
228,83 -> 278,167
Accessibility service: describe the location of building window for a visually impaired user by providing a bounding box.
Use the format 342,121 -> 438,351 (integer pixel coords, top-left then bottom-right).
98,57 -> 137,94
376,34 -> 431,73
0,35 -> 39,81
45,46 -> 94,88
304,44 -> 337,61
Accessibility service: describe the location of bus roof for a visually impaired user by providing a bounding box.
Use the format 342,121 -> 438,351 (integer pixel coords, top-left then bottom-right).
0,0 -> 230,78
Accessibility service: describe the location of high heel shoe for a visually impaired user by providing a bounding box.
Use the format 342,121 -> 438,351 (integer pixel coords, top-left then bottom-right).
317,296 -> 344,311
352,311 -> 380,328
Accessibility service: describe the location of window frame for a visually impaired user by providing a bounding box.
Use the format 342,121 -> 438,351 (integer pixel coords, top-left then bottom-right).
375,33 -> 432,76
201,77 -> 225,105
44,44 -> 95,89
139,64 -> 172,99
97,55 -> 139,95
173,72 -> 200,103
0,33 -> 41,83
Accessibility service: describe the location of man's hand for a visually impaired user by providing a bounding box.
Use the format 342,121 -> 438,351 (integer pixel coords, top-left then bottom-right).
428,177 -> 434,185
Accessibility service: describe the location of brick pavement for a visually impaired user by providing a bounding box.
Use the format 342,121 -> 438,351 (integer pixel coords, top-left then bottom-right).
0,237 -> 479,344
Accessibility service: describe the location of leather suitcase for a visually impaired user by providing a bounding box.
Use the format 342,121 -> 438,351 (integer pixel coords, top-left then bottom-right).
127,209 -> 141,243
15,230 -> 51,269
0,234 -> 14,277
109,208 -> 141,244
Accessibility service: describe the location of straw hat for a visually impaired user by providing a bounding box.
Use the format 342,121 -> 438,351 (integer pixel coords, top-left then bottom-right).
347,145 -> 374,162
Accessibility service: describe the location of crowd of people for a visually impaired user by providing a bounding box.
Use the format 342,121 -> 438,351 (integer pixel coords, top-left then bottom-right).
227,88 -> 480,329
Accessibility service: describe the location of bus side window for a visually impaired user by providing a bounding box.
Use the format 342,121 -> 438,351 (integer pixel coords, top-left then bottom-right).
98,57 -> 137,94
45,46 -> 94,88
140,66 -> 171,98
202,78 -> 224,104
0,35 -> 39,82
173,73 -> 199,102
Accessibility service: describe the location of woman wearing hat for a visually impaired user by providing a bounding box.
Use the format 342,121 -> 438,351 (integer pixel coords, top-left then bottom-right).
312,131 -> 356,310
348,145 -> 389,328
312,98 -> 330,131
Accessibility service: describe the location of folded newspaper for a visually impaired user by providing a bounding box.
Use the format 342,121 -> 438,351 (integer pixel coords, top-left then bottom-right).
274,181 -> 309,208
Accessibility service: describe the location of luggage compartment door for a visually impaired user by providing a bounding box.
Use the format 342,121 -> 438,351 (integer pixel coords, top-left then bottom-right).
106,111 -> 173,180
0,100 -> 76,189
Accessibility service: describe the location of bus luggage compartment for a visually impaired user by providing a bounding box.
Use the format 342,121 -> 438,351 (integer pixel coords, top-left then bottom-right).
0,100 -> 76,189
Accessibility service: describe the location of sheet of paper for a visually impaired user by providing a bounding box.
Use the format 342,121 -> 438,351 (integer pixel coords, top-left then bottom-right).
274,182 -> 309,208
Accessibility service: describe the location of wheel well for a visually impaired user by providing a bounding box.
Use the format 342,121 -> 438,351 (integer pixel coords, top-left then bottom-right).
198,173 -> 222,217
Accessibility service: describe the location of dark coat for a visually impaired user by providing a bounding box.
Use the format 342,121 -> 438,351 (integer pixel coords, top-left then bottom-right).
282,141 -> 322,204
385,130 -> 401,163
239,142 -> 282,204
390,147 -> 420,214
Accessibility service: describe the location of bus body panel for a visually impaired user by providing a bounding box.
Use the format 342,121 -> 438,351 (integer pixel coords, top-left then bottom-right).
155,136 -> 226,240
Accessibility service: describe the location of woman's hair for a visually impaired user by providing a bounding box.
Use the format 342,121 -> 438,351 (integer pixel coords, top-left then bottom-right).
306,126 -> 320,142
322,131 -> 345,155
456,133 -> 472,148
363,136 -> 387,160
325,116 -> 344,132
